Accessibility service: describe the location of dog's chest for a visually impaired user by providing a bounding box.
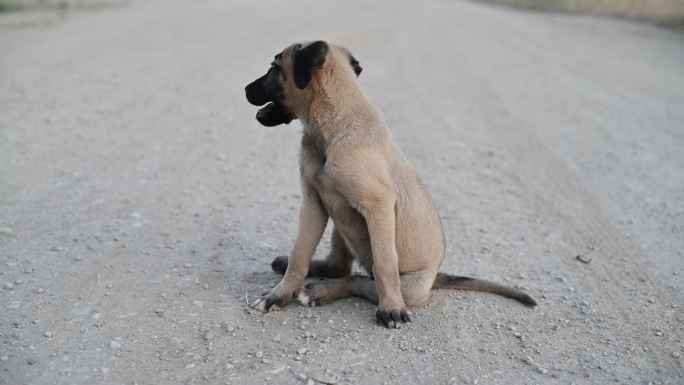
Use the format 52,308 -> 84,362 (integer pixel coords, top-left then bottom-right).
300,135 -> 370,259
300,135 -> 346,210
300,150 -> 356,223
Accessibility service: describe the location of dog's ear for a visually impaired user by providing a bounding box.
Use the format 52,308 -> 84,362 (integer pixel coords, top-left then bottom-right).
293,41 -> 329,89
349,54 -> 362,76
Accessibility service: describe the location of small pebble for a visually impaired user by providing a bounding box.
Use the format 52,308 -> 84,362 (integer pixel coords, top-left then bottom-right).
513,332 -> 522,338
204,331 -> 214,341
312,373 -> 336,384
255,351 -> 263,359
655,331 -> 663,336
536,366 -> 548,374
648,298 -> 656,304
296,373 -> 307,381
672,352 -> 681,358
37,288 -> 45,294
44,331 -> 53,338
297,348 -> 307,355
4,282 -> 14,290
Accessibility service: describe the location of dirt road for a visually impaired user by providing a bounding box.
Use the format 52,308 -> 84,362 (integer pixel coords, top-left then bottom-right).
1,1 -> 683,384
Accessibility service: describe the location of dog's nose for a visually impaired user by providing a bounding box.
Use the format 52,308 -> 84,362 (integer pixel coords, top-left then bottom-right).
245,79 -> 269,106
245,82 -> 256,104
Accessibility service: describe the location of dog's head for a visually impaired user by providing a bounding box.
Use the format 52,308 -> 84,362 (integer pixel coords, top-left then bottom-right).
245,41 -> 363,127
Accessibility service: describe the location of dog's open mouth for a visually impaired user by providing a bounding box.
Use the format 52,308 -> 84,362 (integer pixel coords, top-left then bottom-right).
256,102 -> 274,119
254,100 -> 295,127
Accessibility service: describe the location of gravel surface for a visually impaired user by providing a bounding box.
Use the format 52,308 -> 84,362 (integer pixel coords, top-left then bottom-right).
1,1 -> 683,384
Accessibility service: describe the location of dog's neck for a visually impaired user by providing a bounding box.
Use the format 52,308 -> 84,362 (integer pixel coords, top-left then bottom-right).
297,67 -> 367,146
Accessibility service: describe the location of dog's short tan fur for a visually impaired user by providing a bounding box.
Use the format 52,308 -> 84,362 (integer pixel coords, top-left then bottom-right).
248,41 -> 536,328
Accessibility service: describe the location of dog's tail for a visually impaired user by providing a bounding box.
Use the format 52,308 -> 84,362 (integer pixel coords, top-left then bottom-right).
432,272 -> 537,307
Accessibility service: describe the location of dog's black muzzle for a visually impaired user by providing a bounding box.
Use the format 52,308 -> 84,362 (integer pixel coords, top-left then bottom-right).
245,74 -> 269,106
245,75 -> 295,127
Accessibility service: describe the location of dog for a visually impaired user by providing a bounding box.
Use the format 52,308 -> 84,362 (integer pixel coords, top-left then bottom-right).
245,41 -> 536,328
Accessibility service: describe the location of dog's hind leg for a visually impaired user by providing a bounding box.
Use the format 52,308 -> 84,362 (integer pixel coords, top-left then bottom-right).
298,270 -> 436,326
297,275 -> 376,307
271,227 -> 354,278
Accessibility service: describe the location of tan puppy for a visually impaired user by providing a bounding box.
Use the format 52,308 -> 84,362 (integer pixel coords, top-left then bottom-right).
245,41 -> 536,328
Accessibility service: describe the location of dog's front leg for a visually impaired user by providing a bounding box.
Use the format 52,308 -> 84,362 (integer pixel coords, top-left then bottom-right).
365,201 -> 411,328
250,188 -> 328,312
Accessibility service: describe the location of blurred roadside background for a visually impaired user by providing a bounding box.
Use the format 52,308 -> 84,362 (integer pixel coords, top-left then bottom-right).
0,0 -> 124,13
3,0 -> 684,28
478,0 -> 684,28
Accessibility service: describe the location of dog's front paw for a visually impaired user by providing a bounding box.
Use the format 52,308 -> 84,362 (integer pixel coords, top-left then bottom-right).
250,288 -> 297,313
376,307 -> 411,329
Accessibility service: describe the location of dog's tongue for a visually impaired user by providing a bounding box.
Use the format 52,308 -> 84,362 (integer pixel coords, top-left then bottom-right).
256,102 -> 274,118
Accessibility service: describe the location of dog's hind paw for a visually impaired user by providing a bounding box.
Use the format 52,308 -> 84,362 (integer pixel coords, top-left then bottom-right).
296,282 -> 329,307
270,256 -> 288,275
297,290 -> 319,307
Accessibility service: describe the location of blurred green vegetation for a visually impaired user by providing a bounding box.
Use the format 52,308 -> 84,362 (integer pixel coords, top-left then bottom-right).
0,1 -> 15,12
473,0 -> 684,27
0,0 -> 119,12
